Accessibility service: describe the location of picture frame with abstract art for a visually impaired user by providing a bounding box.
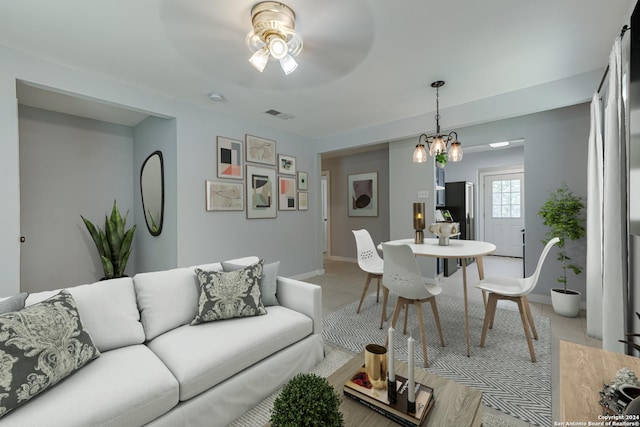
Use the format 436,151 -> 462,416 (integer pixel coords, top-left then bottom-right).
217,136 -> 243,180
205,180 -> 244,211
246,165 -> 276,219
297,171 -> 308,190
278,154 -> 296,175
298,192 -> 308,211
278,176 -> 296,210
245,134 -> 276,165
348,172 -> 378,217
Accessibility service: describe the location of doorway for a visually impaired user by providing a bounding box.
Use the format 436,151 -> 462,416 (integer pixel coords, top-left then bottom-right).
479,168 -> 525,257
321,170 -> 331,257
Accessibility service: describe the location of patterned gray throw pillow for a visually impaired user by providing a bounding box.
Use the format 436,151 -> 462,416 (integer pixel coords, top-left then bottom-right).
0,290 -> 100,418
192,261 -> 267,325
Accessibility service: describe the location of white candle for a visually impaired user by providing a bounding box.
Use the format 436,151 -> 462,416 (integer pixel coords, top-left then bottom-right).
408,336 -> 415,402
388,327 -> 395,382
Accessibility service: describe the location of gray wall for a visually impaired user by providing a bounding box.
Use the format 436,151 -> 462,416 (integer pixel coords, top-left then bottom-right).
389,137 -> 437,279
133,116 -> 178,273
444,146 -> 524,184
441,104 -> 589,302
321,147 -> 390,259
0,46 -> 322,297
18,106 -> 135,291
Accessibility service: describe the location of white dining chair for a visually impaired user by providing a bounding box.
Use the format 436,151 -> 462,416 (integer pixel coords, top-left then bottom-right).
352,229 -> 384,312
476,237 -> 560,362
382,243 -> 445,368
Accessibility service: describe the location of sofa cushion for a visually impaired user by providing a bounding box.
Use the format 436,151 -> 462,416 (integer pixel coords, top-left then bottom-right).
134,267 -> 205,341
26,277 -> 145,352
0,293 -> 27,314
147,305 -> 313,401
0,344 -> 179,427
222,260 -> 280,306
192,262 -> 267,324
0,290 -> 100,418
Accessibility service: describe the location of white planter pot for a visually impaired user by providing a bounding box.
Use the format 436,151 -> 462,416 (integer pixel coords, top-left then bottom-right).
551,288 -> 581,317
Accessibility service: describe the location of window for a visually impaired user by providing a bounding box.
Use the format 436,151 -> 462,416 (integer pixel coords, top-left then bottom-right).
492,179 -> 521,218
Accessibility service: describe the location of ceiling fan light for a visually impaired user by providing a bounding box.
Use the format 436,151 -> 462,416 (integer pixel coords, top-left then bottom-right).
268,36 -> 288,59
249,48 -> 269,72
413,143 -> 427,163
279,54 -> 298,75
448,141 -> 463,162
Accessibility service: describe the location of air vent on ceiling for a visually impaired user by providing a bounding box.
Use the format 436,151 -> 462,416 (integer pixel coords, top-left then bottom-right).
264,109 -> 295,120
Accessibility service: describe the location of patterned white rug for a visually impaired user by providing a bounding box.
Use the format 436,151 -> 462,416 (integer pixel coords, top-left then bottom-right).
323,293 -> 551,426
228,344 -> 521,427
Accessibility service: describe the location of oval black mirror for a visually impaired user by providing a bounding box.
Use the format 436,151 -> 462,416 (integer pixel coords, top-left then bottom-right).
140,151 -> 164,236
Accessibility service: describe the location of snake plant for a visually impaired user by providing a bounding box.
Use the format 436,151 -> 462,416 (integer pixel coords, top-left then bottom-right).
81,200 -> 136,279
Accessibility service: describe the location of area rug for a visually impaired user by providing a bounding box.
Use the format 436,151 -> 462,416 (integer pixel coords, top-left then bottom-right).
228,344 -> 522,427
323,293 -> 551,426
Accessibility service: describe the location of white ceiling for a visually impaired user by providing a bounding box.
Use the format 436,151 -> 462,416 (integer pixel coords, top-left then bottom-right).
0,0 -> 634,139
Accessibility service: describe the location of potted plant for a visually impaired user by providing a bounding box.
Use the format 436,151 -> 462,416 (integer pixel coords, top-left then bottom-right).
81,200 -> 136,280
435,152 -> 447,169
538,184 -> 586,317
270,373 -> 344,427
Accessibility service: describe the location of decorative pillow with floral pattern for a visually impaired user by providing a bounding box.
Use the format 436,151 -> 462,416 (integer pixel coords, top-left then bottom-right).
192,261 -> 267,325
0,290 -> 100,418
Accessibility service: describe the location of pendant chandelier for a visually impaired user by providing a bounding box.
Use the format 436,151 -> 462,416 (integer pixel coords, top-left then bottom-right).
246,2 -> 303,75
413,81 -> 463,164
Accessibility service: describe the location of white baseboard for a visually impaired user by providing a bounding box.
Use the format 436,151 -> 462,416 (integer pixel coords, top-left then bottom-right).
291,269 -> 325,280
326,256 -> 357,263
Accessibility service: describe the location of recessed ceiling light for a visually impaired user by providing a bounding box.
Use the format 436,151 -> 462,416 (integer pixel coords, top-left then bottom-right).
208,92 -> 225,102
489,141 -> 509,148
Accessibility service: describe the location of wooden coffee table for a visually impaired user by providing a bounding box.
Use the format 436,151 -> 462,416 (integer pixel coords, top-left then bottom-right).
328,352 -> 482,426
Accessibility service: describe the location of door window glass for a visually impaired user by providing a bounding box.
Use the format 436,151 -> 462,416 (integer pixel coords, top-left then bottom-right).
492,179 -> 521,218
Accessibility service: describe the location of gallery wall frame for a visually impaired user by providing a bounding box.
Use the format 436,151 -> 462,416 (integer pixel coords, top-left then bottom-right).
217,136 -> 243,180
298,192 -> 308,211
297,171 -> 308,190
246,165 -> 276,219
278,154 -> 296,175
245,134 -> 276,165
205,180 -> 244,211
278,176 -> 297,210
348,171 -> 378,217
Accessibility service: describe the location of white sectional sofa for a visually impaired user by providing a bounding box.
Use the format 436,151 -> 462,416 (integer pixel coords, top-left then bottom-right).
0,256 -> 324,426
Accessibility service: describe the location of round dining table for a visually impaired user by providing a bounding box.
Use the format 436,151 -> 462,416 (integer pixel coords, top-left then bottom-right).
379,238 -> 497,357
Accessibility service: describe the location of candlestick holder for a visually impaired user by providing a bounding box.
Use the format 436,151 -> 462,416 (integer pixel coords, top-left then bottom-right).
413,203 -> 425,244
387,378 -> 397,403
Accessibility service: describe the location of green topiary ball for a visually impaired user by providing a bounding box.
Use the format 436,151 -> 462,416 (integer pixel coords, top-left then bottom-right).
270,373 -> 344,427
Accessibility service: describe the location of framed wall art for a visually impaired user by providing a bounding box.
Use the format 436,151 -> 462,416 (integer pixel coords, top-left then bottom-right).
217,136 -> 243,180
298,192 -> 308,211
277,154 -> 296,175
245,134 -> 276,165
348,172 -> 378,217
297,171 -> 308,190
278,176 -> 296,210
246,165 -> 276,219
205,180 -> 244,211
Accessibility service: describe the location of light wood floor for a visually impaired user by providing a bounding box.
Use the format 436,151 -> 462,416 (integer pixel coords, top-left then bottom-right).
304,256 -> 602,427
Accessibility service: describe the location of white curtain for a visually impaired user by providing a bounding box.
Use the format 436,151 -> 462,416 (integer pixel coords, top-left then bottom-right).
586,93 -> 603,339
587,38 -> 629,353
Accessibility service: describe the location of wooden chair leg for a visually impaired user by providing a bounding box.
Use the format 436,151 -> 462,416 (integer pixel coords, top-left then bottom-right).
482,290 -> 488,309
403,304 -> 409,335
480,293 -> 498,347
489,294 -> 498,330
379,286 -> 389,329
357,273 -> 374,313
414,302 -> 429,368
429,298 -> 445,347
516,297 -> 537,363
523,296 -> 538,340
376,275 -> 381,302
